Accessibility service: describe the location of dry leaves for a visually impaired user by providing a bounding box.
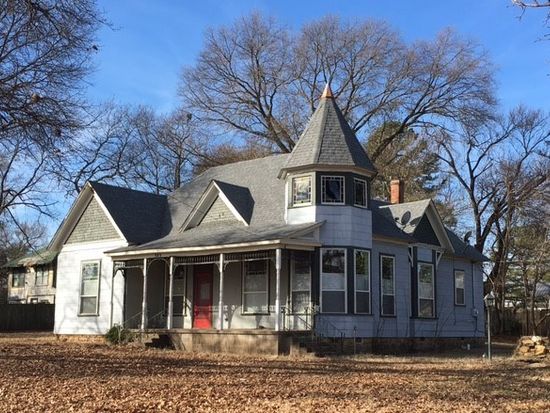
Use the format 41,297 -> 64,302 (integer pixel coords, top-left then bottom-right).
0,334 -> 548,412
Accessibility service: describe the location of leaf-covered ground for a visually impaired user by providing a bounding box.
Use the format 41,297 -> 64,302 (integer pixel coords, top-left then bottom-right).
0,334 -> 548,412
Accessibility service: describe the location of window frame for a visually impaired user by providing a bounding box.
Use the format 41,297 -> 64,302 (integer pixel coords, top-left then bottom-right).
291,175 -> 313,207
320,248 -> 347,314
454,269 -> 466,306
354,249 -> 371,314
11,270 -> 25,288
417,262 -> 435,318
353,178 -> 368,208
380,254 -> 396,316
321,176 -> 345,205
241,259 -> 269,315
164,266 -> 187,316
78,260 -> 101,316
34,266 -> 49,287
290,251 -> 311,315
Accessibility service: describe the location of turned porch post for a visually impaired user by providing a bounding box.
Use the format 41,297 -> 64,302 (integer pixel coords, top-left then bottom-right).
167,257 -> 174,330
140,258 -> 148,331
275,248 -> 282,332
218,253 -> 225,330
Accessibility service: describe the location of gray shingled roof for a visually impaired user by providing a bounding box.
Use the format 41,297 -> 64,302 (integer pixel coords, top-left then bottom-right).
211,180 -> 254,224
165,154 -> 290,236
3,249 -> 58,268
281,95 -> 376,173
90,181 -> 168,244
109,222 -> 321,253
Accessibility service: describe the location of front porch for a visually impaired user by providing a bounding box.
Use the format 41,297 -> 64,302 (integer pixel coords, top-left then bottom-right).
110,248 -> 317,337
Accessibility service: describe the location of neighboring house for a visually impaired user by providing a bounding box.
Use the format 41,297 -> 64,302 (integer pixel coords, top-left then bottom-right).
50,85 -> 487,353
4,250 -> 57,304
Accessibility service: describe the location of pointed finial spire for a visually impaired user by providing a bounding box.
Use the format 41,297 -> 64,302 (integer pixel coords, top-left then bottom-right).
321,83 -> 333,99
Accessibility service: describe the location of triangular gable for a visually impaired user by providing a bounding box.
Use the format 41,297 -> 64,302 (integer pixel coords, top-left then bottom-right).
66,196 -> 121,244
413,215 -> 441,247
418,200 -> 454,252
49,183 -> 126,250
180,180 -> 253,231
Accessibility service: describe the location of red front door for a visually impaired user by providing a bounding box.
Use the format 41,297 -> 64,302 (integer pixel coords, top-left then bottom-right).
193,265 -> 213,329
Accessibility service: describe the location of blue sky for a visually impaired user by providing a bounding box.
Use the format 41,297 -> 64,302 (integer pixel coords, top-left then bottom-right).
91,0 -> 550,113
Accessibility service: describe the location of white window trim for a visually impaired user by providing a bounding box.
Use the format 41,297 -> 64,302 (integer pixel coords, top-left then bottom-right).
353,178 -> 368,208
417,262 -> 435,318
321,176 -> 345,205
11,271 -> 25,288
78,260 -> 101,316
164,266 -> 187,316
241,259 -> 269,315
380,255 -> 395,316
354,249 -> 371,314
291,174 -> 313,207
454,269 -> 466,306
320,248 -> 347,314
290,252 -> 311,314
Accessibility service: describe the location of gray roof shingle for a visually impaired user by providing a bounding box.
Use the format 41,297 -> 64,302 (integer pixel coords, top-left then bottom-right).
281,95 -> 376,173
89,181 -> 168,244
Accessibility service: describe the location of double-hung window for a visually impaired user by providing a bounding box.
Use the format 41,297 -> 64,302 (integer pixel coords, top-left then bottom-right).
290,251 -> 311,314
354,178 -> 367,207
242,260 -> 269,314
454,270 -> 465,306
35,267 -> 48,287
291,176 -> 312,206
320,248 -> 347,313
418,263 -> 435,317
79,261 -> 100,315
321,176 -> 344,204
165,266 -> 186,316
12,271 -> 25,288
380,255 -> 395,316
354,250 -> 370,314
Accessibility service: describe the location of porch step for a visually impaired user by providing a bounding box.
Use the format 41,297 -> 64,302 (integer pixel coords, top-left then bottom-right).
142,333 -> 174,349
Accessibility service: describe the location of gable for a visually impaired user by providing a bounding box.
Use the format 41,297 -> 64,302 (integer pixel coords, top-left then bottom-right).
413,215 -> 441,246
66,197 -> 121,244
200,196 -> 239,225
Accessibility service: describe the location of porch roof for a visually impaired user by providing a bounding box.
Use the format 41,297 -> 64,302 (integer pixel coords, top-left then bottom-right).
106,222 -> 322,257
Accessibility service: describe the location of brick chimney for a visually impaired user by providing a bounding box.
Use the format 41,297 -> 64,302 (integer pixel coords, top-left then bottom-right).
390,179 -> 405,204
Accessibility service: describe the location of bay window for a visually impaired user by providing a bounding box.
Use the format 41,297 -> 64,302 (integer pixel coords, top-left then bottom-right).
320,248 -> 347,313
354,178 -> 367,207
321,176 -> 344,204
79,261 -> 100,315
291,175 -> 312,206
418,263 -> 435,317
454,270 -> 465,306
290,251 -> 311,314
354,249 -> 370,314
380,255 -> 395,316
242,260 -> 268,314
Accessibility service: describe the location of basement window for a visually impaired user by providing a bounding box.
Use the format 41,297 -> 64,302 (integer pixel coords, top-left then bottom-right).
79,261 -> 100,316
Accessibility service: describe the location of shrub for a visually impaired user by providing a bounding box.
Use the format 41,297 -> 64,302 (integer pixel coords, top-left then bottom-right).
105,325 -> 134,345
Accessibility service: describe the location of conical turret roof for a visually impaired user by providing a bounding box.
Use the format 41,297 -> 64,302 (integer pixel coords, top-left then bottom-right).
280,84 -> 376,176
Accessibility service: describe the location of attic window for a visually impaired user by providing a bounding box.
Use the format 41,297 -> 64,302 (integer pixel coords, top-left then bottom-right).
321,176 -> 344,204
292,176 -> 312,206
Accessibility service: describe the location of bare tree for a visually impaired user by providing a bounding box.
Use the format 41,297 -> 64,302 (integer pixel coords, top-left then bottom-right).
0,0 -> 105,235
180,14 -> 496,162
49,104 -> 137,195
